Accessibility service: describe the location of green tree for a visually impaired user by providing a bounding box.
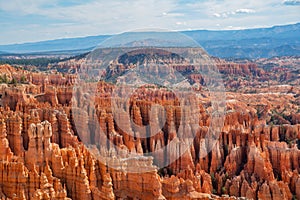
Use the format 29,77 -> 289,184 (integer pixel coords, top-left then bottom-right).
222,186 -> 227,194
20,75 -> 26,83
3,74 -> 8,83
10,78 -> 17,85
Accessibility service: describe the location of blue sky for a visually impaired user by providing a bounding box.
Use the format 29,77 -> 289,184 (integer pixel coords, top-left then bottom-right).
0,0 -> 299,44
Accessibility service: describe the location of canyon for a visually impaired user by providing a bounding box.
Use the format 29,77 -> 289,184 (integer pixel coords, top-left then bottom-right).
0,52 -> 299,200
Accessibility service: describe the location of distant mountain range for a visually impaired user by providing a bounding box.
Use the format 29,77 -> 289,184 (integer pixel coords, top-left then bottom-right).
0,23 -> 299,59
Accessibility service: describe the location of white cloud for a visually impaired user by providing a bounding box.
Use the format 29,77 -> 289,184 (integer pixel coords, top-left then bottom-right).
0,0 -> 299,44
162,12 -> 185,17
0,0 -> 55,14
235,8 -> 256,14
175,21 -> 187,25
213,8 -> 255,18
213,13 -> 221,18
0,0 -> 176,25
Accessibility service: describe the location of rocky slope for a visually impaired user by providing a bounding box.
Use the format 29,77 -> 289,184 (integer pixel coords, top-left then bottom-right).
0,53 -> 299,200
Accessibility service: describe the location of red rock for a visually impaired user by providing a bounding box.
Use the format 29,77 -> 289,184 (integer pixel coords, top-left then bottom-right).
258,182 -> 272,200
0,58 -> 300,199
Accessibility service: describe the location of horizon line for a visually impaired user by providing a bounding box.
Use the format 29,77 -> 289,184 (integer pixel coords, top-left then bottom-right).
1,22 -> 299,46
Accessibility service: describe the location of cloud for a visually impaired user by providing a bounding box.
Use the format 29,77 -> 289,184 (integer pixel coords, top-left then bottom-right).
235,9 -> 256,14
213,13 -> 221,18
283,0 -> 300,5
0,0 -> 176,24
0,0 -> 57,14
213,8 -> 255,18
0,0 -> 299,44
162,12 -> 185,17
175,21 -> 187,25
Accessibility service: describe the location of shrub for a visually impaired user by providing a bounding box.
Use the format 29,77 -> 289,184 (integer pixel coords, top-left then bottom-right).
221,186 -> 227,194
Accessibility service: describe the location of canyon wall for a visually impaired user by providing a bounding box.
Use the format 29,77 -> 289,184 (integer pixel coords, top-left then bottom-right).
0,59 -> 299,200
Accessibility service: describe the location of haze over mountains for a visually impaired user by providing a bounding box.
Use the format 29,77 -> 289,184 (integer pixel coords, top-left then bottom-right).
0,23 -> 299,59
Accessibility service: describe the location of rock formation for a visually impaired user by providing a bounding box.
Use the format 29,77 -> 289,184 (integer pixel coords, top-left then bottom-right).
0,53 -> 299,200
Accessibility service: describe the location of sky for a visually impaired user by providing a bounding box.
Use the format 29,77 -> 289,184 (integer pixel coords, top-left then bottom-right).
0,0 -> 299,45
